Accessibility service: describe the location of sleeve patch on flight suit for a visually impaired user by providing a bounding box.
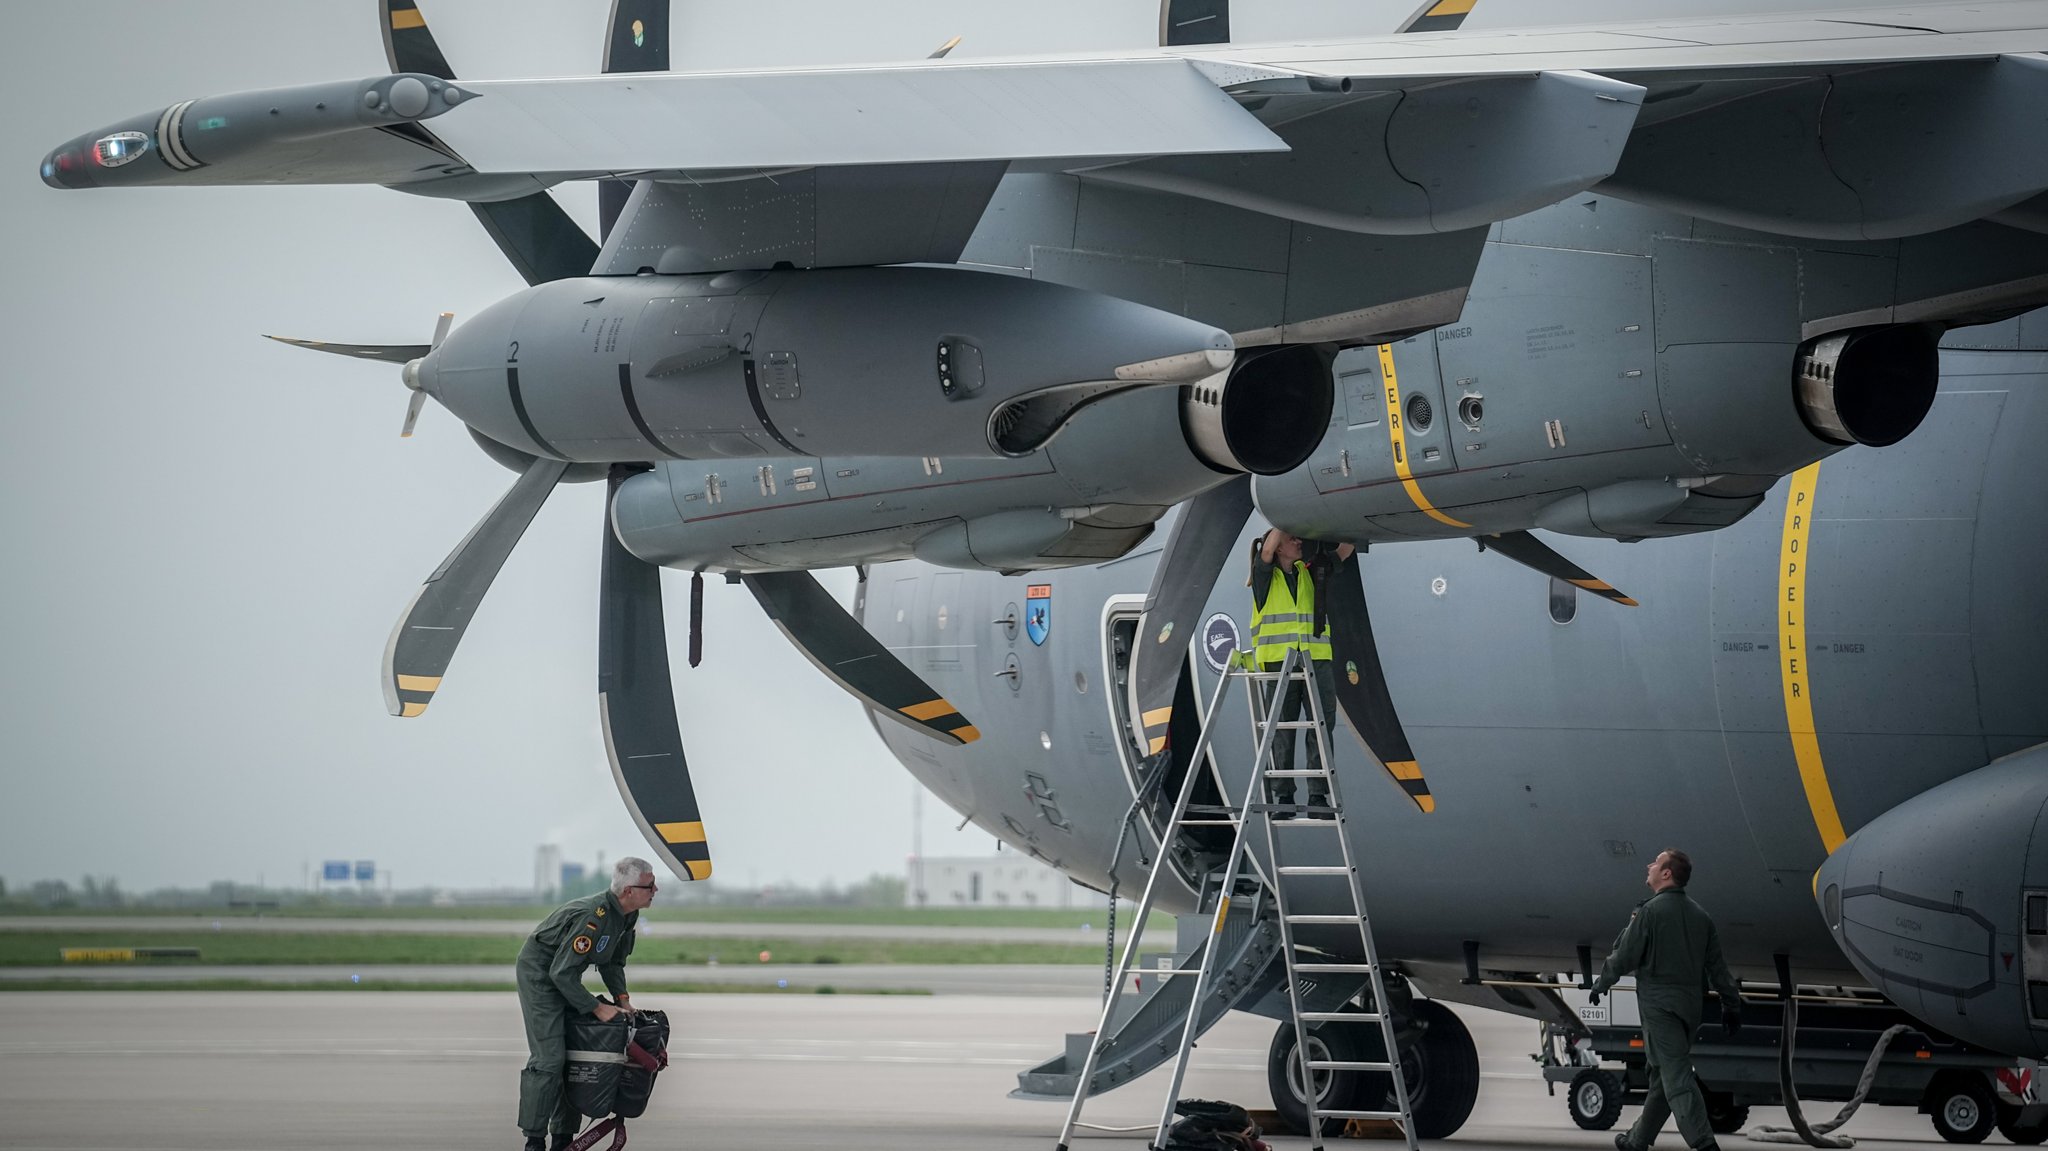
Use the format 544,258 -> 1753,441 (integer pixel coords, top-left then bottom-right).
595,934 -> 611,953
571,935 -> 594,955
582,921 -> 599,933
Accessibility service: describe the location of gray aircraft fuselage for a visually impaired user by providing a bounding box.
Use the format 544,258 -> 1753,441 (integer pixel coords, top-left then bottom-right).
852,212 -> 2048,989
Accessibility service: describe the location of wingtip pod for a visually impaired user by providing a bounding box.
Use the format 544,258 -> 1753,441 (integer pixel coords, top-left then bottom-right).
44,73 -> 474,193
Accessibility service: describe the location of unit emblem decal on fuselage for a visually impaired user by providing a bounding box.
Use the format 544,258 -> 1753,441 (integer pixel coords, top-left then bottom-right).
1025,584 -> 1052,646
1202,612 -> 1241,673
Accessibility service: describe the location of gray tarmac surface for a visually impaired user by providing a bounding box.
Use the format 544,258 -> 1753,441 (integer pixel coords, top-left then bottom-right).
0,915 -> 1112,944
0,991 -> 1961,1151
0,962 -> 1100,995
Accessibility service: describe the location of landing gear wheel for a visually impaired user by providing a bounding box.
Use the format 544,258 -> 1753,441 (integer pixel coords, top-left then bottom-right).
1266,1016 -> 1362,1137
1997,1102 -> 2048,1145
1342,999 -> 1481,1140
1568,1069 -> 1625,1130
1702,1086 -> 1749,1135
1929,1072 -> 1996,1144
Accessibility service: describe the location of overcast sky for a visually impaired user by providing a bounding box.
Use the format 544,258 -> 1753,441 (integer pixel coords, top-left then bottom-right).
0,0 -> 1829,895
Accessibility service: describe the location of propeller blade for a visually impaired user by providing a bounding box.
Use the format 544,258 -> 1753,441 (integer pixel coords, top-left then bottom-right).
377,0 -> 600,283
1396,0 -> 1482,34
1321,557 -> 1436,813
743,571 -> 980,745
400,390 -> 428,439
928,35 -> 963,58
600,467 -> 712,882
380,0 -> 456,79
430,310 -> 453,348
383,457 -> 569,717
265,335 -> 428,364
1128,477 -> 1254,755
599,0 -> 672,241
1480,530 -> 1639,607
468,195 -> 601,287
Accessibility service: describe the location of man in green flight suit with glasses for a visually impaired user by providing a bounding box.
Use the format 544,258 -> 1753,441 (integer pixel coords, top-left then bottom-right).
516,856 -> 656,1151
1589,849 -> 1745,1151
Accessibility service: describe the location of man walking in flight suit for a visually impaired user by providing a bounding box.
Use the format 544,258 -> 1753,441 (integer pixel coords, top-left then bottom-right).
1247,529 -> 1354,812
516,857 -> 656,1151
1589,849 -> 1745,1151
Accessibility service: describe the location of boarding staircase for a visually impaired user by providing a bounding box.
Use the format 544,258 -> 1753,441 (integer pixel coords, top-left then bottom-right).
1035,648 -> 1417,1151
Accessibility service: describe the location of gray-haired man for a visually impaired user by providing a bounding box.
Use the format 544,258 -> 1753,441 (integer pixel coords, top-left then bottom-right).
515,857 -> 656,1151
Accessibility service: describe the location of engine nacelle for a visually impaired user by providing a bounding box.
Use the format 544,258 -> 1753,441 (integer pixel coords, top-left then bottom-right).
1252,319 -> 1941,546
414,268 -> 1235,465
1814,744 -> 2048,1058
609,373 -> 1334,574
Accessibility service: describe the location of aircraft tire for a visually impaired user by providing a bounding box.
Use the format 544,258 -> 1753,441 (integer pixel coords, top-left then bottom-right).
1400,999 -> 1481,1138
1265,1015 -> 1363,1137
1927,1072 -> 1996,1144
1996,1102 -> 2048,1145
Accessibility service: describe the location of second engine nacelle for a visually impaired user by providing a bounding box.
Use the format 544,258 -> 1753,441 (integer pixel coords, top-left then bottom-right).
1253,319 -> 1941,546
1815,744 -> 2048,1059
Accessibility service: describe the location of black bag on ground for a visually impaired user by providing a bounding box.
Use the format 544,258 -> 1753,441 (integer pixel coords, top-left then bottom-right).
613,1009 -> 669,1119
1162,1098 -> 1263,1151
565,1014 -> 631,1118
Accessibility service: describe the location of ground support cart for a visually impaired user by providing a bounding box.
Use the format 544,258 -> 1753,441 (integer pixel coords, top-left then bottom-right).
1537,986 -> 2046,1144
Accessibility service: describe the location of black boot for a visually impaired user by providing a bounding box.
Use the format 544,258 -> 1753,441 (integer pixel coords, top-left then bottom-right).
522,1136 -> 545,1151
549,1135 -> 576,1151
1613,1136 -> 1647,1151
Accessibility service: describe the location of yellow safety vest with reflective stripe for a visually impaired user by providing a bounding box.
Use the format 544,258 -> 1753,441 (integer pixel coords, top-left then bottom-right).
1251,562 -> 1332,664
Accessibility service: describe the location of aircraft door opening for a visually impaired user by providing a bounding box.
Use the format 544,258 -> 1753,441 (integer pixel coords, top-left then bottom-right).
1100,598 -> 1232,883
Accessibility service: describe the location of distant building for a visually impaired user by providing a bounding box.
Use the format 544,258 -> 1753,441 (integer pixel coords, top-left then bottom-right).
908,854 -> 1092,909
560,861 -> 587,889
535,844 -> 563,900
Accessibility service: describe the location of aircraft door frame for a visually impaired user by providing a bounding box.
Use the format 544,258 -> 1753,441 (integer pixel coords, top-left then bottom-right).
1100,594 -> 1199,904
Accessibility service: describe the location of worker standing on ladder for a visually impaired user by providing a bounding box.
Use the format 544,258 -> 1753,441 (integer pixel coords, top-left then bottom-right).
1247,530 -> 1354,814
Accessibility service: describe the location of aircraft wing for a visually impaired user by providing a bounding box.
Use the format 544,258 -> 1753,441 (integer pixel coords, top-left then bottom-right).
436,58 -> 1283,173
40,2 -> 2048,335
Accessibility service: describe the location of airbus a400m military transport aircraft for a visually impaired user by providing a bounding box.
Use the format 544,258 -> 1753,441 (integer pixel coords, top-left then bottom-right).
42,0 -> 2048,1138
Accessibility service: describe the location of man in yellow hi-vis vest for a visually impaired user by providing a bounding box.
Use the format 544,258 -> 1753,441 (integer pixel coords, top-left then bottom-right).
1248,529 -> 1354,811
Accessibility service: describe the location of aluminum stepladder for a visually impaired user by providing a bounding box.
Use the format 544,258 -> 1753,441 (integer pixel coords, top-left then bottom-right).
1052,646 -> 1417,1151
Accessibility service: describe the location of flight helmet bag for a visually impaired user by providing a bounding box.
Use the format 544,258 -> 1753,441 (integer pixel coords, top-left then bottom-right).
565,1014 -> 630,1118
1162,1098 -> 1266,1151
613,1009 -> 670,1119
